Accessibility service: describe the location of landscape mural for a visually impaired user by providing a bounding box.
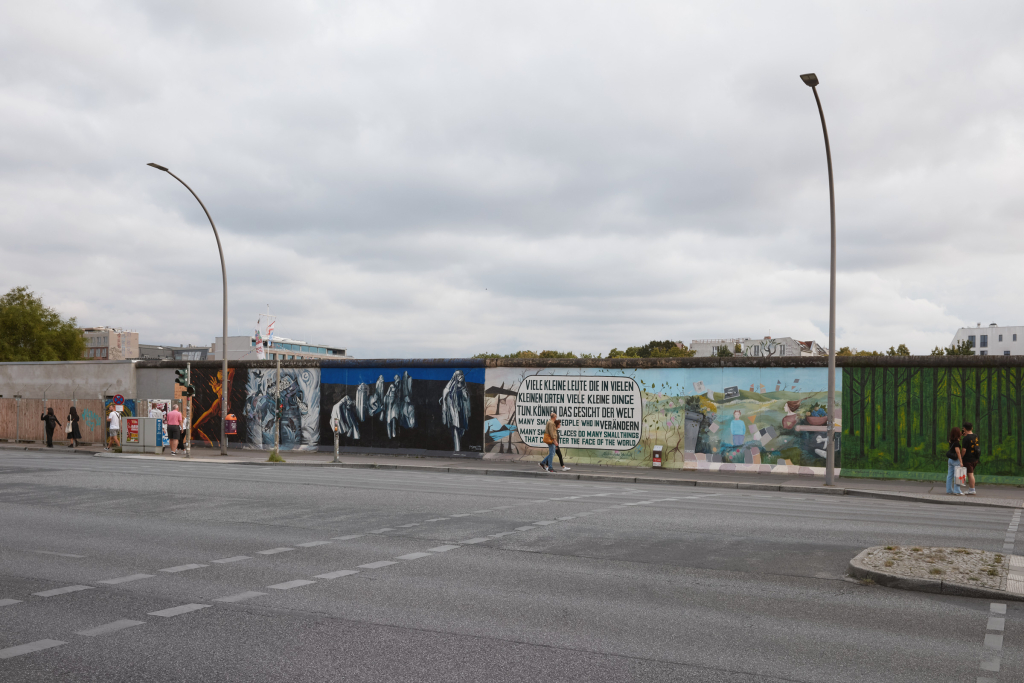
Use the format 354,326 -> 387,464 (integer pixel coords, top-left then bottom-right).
484,366 -> 842,472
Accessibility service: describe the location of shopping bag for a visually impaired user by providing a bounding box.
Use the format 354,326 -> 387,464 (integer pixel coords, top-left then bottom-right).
954,466 -> 967,487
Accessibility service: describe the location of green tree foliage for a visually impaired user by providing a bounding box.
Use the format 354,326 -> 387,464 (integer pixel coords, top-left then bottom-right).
715,345 -> 733,357
0,287 -> 85,362
943,340 -> 975,356
839,346 -> 883,356
608,340 -> 696,358
733,343 -> 743,354
837,346 -> 853,356
886,344 -> 911,356
472,350 -> 582,359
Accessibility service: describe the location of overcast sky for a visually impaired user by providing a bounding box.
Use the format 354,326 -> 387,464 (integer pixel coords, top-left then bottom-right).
2,1 -> 1022,357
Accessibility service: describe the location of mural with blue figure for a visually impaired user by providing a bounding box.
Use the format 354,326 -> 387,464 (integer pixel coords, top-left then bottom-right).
244,368 -> 320,451
320,363 -> 484,452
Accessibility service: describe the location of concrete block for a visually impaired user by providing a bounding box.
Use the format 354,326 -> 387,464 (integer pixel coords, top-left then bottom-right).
696,480 -> 738,489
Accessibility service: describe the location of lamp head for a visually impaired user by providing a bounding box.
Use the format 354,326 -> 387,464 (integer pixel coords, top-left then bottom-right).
800,73 -> 819,87
147,162 -> 169,172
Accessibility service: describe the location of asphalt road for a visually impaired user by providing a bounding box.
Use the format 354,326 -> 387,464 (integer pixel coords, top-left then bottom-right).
0,450 -> 1019,682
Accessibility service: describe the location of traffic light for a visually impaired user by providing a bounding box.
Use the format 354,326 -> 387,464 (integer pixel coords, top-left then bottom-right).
174,368 -> 188,386
184,383 -> 195,397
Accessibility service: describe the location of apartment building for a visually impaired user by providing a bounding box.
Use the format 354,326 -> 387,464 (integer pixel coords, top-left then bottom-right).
950,324 -> 1024,356
80,327 -> 139,360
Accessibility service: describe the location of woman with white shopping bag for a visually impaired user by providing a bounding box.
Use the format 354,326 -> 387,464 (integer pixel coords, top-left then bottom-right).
945,427 -> 965,496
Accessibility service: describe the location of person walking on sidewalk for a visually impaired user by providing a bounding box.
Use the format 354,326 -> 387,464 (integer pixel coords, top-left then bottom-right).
554,418 -> 570,471
541,411 -> 558,472
961,422 -> 981,495
166,403 -> 183,455
106,408 -> 121,450
945,426 -> 964,495
67,406 -> 82,448
40,407 -> 61,448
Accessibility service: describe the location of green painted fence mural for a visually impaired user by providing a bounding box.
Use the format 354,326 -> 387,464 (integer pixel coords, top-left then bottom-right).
842,365 -> 1024,478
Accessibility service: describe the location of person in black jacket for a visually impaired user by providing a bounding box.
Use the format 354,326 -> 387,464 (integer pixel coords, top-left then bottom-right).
40,407 -> 61,448
67,406 -> 82,448
961,422 -> 981,495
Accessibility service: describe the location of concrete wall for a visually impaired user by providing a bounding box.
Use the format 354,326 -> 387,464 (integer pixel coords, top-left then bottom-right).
136,367 -> 178,402
0,361 -> 135,400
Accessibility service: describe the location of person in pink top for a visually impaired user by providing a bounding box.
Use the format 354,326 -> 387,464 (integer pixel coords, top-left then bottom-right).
166,404 -> 184,455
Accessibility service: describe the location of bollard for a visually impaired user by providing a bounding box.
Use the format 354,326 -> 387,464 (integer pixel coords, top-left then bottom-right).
332,428 -> 341,463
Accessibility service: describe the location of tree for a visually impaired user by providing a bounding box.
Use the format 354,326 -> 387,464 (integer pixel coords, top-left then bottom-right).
887,344 -> 911,356
837,346 -> 853,356
0,287 -> 85,362
733,343 -> 743,354
608,340 -> 696,358
944,339 -> 975,356
472,349 -> 580,359
715,345 -> 733,357
930,346 -> 945,356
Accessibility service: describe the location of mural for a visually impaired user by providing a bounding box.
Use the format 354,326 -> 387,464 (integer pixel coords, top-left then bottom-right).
189,367 -> 247,447
843,365 -> 1024,477
484,366 -> 842,473
320,366 -> 484,452
244,368 -> 321,450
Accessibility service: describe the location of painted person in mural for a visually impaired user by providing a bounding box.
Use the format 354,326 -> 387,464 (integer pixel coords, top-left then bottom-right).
440,370 -> 471,451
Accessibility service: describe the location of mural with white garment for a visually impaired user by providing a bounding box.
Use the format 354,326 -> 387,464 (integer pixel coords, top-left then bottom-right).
243,367 -> 320,450
320,363 -> 484,452
483,366 -> 841,473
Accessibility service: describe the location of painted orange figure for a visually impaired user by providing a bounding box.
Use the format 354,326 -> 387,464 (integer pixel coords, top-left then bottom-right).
193,369 -> 235,447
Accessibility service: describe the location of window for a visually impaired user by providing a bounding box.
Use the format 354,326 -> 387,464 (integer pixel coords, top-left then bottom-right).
968,335 -> 976,347
981,335 -> 988,347
999,334 -> 1004,342
1005,351 -> 1011,356
1015,334 -> 1018,342
318,347 -> 326,354
981,351 -> 988,356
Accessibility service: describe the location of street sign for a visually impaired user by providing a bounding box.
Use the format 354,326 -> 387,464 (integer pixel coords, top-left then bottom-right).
113,395 -> 124,405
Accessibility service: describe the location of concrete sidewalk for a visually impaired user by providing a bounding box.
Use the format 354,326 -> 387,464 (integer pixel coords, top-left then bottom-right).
3,443 -> 1022,509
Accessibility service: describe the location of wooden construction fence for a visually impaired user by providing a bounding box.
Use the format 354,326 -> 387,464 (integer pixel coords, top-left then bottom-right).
0,398 -> 107,444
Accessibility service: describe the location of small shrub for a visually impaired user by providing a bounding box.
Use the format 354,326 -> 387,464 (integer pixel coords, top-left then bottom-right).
929,568 -> 945,575
953,548 -> 970,554
884,560 -> 894,567
995,554 -> 1004,562
884,545 -> 898,551
988,568 -> 999,576
267,450 -> 285,463
911,547 -> 922,552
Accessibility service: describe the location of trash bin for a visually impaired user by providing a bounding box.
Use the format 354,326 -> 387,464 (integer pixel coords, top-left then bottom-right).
225,414 -> 237,436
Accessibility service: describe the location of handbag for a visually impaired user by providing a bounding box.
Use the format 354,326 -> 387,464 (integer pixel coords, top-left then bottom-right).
542,432 -> 553,444
954,466 -> 967,487
65,418 -> 73,434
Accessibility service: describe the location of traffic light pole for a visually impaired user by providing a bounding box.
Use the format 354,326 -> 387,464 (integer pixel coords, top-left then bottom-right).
185,362 -> 192,459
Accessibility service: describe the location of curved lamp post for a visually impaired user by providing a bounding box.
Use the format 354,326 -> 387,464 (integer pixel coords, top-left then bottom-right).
147,163 -> 229,456
799,73 -> 837,486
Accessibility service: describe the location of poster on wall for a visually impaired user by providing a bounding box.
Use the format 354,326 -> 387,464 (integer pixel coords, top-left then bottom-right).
125,418 -> 140,444
319,365 -> 484,452
243,368 -> 320,451
515,375 -> 642,450
484,366 -> 841,473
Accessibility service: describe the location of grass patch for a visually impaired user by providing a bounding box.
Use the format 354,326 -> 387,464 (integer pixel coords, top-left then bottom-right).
884,560 -> 895,567
267,450 -> 285,463
911,547 -> 922,553
929,568 -> 945,575
884,545 -> 898,551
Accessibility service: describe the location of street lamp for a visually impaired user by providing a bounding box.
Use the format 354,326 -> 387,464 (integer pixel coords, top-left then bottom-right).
147,163 -> 230,456
799,73 -> 837,486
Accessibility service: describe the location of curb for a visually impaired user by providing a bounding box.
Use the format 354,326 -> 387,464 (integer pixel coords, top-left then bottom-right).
844,489 -> 1020,509
848,547 -> 1022,601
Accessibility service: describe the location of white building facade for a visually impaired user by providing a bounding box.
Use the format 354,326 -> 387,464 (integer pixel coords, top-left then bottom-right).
950,324 -> 1024,356
211,336 -> 349,361
690,337 -> 827,358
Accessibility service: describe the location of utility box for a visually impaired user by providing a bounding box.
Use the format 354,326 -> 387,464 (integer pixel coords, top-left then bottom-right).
121,417 -> 165,454
652,445 -> 663,468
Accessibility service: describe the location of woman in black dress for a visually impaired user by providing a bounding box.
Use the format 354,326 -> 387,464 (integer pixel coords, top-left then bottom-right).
40,407 -> 61,448
67,406 -> 82,448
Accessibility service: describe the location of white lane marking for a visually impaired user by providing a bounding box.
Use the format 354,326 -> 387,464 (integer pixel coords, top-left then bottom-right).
215,591 -> 267,603
489,532 -> 515,538
268,579 -> 315,590
533,521 -> 557,526
75,619 -> 145,637
396,552 -> 432,560
315,570 -> 359,579
331,535 -> 363,541
515,526 -> 537,531
296,541 -> 332,547
984,634 -> 1003,651
368,528 -> 395,534
33,585 -> 93,597
991,604 -> 1007,614
0,639 -> 65,659
423,518 -> 448,522
427,545 -> 460,553
471,510 -> 493,514
449,514 -> 471,518
557,516 -> 576,520
0,599 -> 23,607
211,556 -> 251,563
459,538 -> 490,545
159,564 -> 208,573
148,603 -> 211,617
257,548 -> 295,555
99,574 -> 155,585
397,523 -> 420,528
358,560 -> 397,569
987,617 -> 1005,631
28,550 -> 87,558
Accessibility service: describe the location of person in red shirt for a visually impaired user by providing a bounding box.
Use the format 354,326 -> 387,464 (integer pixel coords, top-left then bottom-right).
166,404 -> 184,455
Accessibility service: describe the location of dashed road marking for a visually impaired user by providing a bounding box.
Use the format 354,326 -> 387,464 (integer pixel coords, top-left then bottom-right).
397,523 -> 420,528
533,521 -> 557,526
0,599 -> 23,607
368,528 -> 395,534
331,535 -> 363,541
215,591 -> 267,603
268,579 -> 315,590
33,585 -> 93,597
296,541 -> 332,547
256,548 -> 295,555
148,603 -> 211,617
211,556 -> 251,563
459,538 -> 490,545
358,560 -> 397,569
987,617 -> 1005,631
28,550 -> 86,558
423,518 -> 448,522
427,545 -> 460,553
75,619 -> 145,637
515,526 -> 537,531
396,552 -> 432,560
159,564 -> 208,573
98,573 -> 155,585
315,570 -> 359,579
0,639 -> 65,659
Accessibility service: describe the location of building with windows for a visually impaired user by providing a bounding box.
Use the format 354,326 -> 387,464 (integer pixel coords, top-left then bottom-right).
690,337 -> 827,358
210,336 -> 349,361
950,324 -> 1023,356
80,327 -> 139,360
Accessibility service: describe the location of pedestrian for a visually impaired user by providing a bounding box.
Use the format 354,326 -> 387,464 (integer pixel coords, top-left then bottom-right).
166,402 -> 184,455
554,418 -> 570,471
67,406 -> 82,448
961,421 -> 981,495
945,426 -> 964,496
106,407 -> 121,450
39,407 -> 61,448
540,411 -> 558,472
